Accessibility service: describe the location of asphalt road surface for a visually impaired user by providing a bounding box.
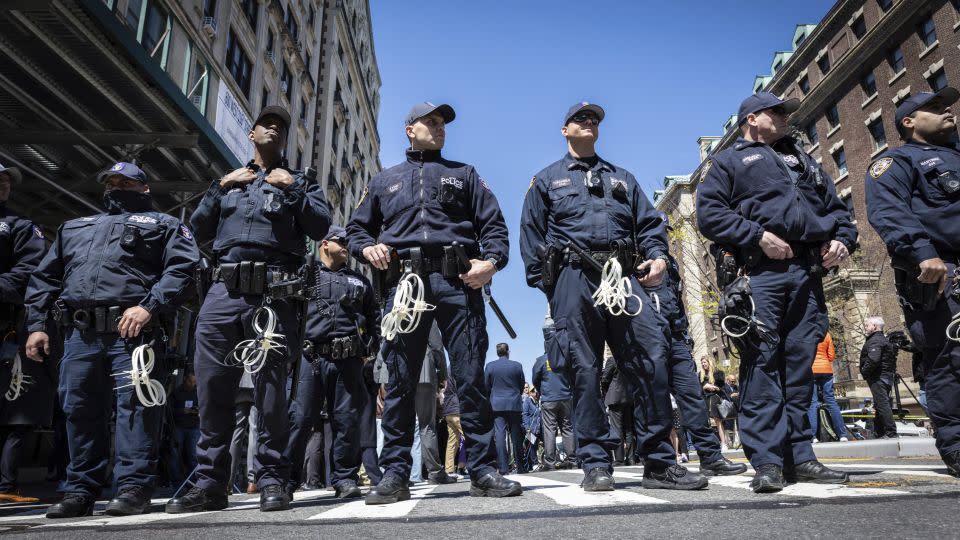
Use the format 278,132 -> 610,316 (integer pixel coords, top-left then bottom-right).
1,457 -> 956,539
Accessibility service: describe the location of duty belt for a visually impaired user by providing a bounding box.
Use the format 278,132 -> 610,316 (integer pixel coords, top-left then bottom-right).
305,334 -> 367,360
562,249 -> 636,268
213,261 -> 302,297
51,300 -> 154,333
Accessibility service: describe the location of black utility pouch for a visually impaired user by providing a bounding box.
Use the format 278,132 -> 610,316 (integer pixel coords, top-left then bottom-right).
251,262 -> 267,295
218,263 -> 240,290
893,262 -> 939,312
106,306 -> 122,333
238,262 -> 253,294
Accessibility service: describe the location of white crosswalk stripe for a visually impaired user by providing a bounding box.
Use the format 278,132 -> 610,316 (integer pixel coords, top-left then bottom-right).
507,474 -> 667,507
307,484 -> 438,520
706,474 -> 911,498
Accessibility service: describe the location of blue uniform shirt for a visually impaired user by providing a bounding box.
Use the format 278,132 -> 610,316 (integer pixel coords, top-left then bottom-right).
346,149 -> 509,268
304,260 -> 381,347
24,209 -> 199,331
190,162 -> 331,265
865,139 -> 960,263
696,136 -> 857,253
0,204 -> 46,305
520,153 -> 668,290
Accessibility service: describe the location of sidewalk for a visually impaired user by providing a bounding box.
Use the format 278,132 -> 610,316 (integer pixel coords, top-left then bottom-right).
719,437 -> 939,460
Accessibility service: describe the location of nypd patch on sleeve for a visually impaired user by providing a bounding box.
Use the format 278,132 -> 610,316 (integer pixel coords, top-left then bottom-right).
869,157 -> 893,179
178,224 -> 194,240
33,225 -> 43,238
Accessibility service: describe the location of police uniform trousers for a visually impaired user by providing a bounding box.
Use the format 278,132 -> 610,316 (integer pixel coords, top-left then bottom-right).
903,262 -> 960,459
58,327 -> 166,496
359,380 -> 381,486
193,283 -> 299,491
380,272 -> 498,482
285,354 -> 365,488
736,259 -> 827,469
547,266 -> 675,471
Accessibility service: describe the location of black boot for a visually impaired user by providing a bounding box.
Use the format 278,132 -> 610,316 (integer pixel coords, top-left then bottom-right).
365,473 -> 410,505
334,480 -> 362,499
581,468 -> 615,492
700,456 -> 748,476
165,486 -> 228,514
944,451 -> 960,478
427,470 -> 457,485
259,484 -> 290,512
787,460 -> 849,484
105,485 -> 152,516
469,472 -> 522,497
642,464 -> 708,490
46,494 -> 95,519
750,464 -> 785,493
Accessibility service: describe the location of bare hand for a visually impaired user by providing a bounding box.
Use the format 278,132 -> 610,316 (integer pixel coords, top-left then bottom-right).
219,167 -> 256,189
759,231 -> 793,260
265,168 -> 295,189
637,258 -> 668,287
117,306 -> 152,339
821,240 -> 849,269
25,332 -> 49,363
731,392 -> 740,399
703,383 -> 719,392
460,259 -> 497,289
918,257 -> 949,295
362,243 -> 393,270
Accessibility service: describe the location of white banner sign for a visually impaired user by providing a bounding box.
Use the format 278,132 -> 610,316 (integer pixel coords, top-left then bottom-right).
214,82 -> 253,164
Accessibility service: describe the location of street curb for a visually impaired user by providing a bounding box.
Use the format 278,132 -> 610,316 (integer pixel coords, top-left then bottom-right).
718,438 -> 939,459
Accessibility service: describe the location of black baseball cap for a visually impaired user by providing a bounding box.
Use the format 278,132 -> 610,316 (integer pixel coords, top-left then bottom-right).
323,225 -> 347,243
894,87 -> 960,133
737,92 -> 800,125
96,162 -> 147,184
254,105 -> 291,132
0,163 -> 21,184
405,102 -> 455,126
564,101 -> 605,125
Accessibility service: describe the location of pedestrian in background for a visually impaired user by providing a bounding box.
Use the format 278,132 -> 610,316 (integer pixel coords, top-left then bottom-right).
808,332 -> 850,442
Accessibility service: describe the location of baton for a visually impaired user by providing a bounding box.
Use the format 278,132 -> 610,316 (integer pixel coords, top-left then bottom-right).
451,242 -> 517,339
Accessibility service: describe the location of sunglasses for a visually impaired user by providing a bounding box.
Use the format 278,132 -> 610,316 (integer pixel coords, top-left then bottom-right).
570,113 -> 600,125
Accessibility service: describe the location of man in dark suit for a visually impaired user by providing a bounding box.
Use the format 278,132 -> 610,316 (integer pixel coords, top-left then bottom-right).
485,343 -> 526,474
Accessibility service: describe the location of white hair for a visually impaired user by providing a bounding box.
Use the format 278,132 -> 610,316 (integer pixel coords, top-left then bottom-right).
865,316 -> 885,330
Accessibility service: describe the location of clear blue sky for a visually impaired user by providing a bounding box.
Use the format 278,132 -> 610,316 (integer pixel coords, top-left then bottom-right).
369,0 -> 835,379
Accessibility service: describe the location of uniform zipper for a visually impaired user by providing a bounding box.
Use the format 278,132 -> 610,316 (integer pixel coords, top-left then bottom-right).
418,153 -> 427,241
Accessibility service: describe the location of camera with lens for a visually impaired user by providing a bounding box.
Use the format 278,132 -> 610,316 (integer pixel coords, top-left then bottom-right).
886,330 -> 916,352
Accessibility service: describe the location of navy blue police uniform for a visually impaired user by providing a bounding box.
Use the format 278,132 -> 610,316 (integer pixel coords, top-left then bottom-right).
346,103 -> 511,496
182,146 -> 330,508
864,89 -> 960,474
284,227 -> 380,496
696,93 -> 857,477
519,105 -> 678,480
24,162 -> 198,512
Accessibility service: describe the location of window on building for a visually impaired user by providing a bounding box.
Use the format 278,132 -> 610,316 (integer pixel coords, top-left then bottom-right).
266,28 -> 274,54
799,75 -> 810,94
861,71 -> 877,98
877,0 -> 892,12
261,86 -> 269,111
888,46 -> 905,74
851,16 -> 867,39
226,29 -> 252,97
240,0 -> 257,31
141,1 -> 170,61
833,148 -> 848,176
929,68 -> 948,91
305,50 -> 311,70
308,5 -> 316,26
280,61 -> 293,101
817,54 -> 830,75
202,0 -> 216,18
332,120 -> 340,153
284,8 -> 299,41
805,121 -> 819,146
868,118 -> 887,150
919,17 -> 937,48
182,43 -> 209,114
842,194 -> 856,220
300,97 -> 308,125
826,102 -> 840,128
124,0 -> 142,29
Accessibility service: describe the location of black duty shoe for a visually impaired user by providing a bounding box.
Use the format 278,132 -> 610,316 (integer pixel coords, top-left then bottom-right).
788,460 -> 849,484
334,480 -> 362,499
581,468 -> 615,492
365,473 -> 410,505
46,494 -> 95,519
642,464 -> 708,490
105,485 -> 152,516
944,451 -> 960,478
259,484 -> 290,512
469,472 -> 522,497
558,459 -> 577,470
700,456 -> 749,476
750,464 -> 785,493
165,486 -> 228,514
427,471 -> 457,485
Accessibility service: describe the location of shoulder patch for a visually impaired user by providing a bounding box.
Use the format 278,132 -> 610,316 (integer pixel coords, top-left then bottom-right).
347,276 -> 364,287
356,187 -> 368,208
33,225 -> 43,239
0,222 -> 9,234
526,176 -> 536,194
480,179 -> 491,191
178,224 -> 194,240
869,157 -> 894,179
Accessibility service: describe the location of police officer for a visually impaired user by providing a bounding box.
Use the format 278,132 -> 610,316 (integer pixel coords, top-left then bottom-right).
0,163 -> 49,503
347,101 -> 519,504
167,105 -> 330,513
864,87 -> 960,476
284,225 -> 379,498
23,162 -> 199,517
697,92 -> 857,493
520,102 -> 706,491
642,248 -> 747,477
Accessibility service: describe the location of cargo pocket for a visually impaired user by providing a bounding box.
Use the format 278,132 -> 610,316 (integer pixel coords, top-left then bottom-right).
546,320 -> 572,374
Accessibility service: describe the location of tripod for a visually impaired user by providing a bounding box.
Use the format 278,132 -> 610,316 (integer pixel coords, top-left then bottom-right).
891,372 -> 928,418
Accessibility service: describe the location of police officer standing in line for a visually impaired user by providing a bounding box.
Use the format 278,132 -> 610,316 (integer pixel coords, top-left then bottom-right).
520,102 -> 707,491
0,163 -> 50,503
347,102 -> 520,504
864,87 -> 960,476
24,162 -> 199,517
284,225 -> 380,498
697,92 -> 857,493
167,105 -> 330,513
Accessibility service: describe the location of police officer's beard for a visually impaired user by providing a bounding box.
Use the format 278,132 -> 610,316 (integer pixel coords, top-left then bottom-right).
102,189 -> 154,213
